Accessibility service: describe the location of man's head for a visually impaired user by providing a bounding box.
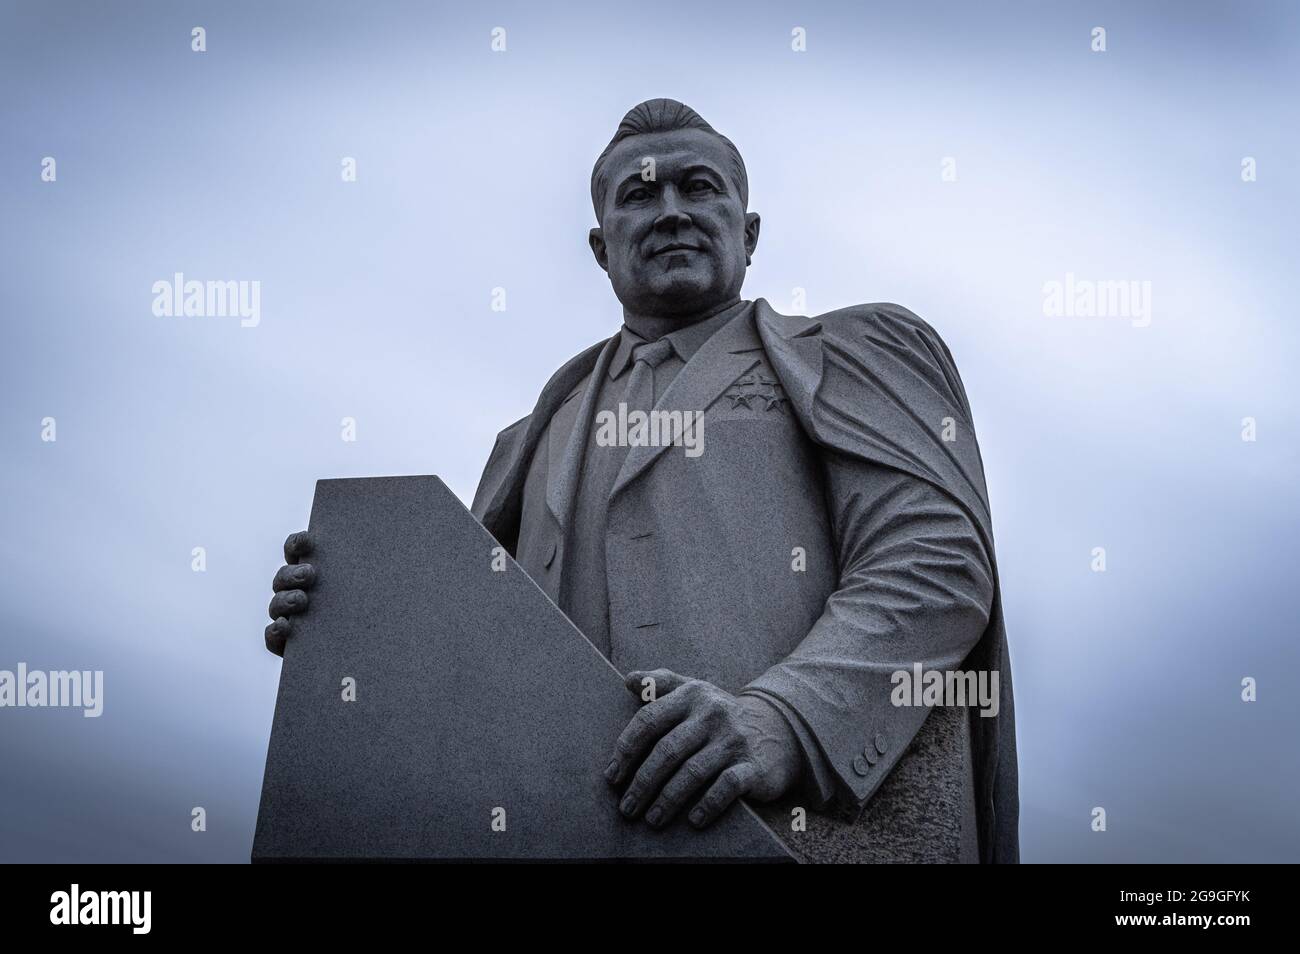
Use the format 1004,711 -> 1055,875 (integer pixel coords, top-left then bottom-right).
589,99 -> 760,322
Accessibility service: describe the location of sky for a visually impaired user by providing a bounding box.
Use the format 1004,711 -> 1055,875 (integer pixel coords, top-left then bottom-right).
1,0 -> 1297,862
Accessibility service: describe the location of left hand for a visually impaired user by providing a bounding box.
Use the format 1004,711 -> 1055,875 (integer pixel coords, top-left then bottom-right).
605,668 -> 802,829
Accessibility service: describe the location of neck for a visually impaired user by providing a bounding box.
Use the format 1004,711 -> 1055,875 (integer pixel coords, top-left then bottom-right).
622,296 -> 741,341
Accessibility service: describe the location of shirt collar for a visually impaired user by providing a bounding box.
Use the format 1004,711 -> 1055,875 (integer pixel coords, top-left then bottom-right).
608,299 -> 750,380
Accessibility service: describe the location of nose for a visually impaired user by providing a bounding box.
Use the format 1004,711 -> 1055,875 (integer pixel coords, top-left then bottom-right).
652,186 -> 691,234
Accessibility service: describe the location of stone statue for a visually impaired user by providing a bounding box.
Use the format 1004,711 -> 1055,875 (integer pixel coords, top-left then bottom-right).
264,99 -> 1019,863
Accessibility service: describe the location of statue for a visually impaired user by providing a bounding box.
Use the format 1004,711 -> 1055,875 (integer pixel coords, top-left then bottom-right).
263,99 -> 1018,863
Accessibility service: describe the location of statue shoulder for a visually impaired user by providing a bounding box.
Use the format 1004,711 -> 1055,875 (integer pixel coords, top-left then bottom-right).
484,414 -> 531,482
491,412 -> 530,445
758,298 -> 957,369
756,298 -> 971,422
489,334 -> 608,445
814,301 -> 948,350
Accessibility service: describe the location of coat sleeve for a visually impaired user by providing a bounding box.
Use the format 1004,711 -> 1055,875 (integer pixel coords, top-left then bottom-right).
745,302 -> 1001,810
742,448 -> 994,808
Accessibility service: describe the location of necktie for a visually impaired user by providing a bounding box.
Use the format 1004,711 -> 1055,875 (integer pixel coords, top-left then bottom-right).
624,337 -> 676,414
583,337 -> 675,493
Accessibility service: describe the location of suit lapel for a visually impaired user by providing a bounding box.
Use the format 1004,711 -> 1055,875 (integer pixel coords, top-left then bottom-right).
753,298 -> 823,422
547,386 -> 583,482
610,303 -> 764,501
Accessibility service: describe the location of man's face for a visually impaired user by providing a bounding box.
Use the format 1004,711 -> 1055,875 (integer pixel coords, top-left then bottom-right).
590,128 -> 760,320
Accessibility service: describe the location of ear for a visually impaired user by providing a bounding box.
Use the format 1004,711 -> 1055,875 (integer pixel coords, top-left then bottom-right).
588,227 -> 609,273
743,212 -> 761,265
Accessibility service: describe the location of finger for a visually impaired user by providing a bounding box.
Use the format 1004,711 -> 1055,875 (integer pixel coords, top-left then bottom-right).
619,720 -> 709,822
689,762 -> 759,828
624,668 -> 691,702
264,617 -> 291,656
268,589 -> 309,620
283,531 -> 313,565
272,563 -> 316,592
644,743 -> 729,828
606,689 -> 693,786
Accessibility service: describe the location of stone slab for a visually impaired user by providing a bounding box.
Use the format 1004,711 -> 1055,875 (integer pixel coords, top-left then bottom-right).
253,475 -> 791,862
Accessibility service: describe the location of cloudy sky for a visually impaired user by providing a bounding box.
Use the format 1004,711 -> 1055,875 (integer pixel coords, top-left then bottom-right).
2,0 -> 1297,861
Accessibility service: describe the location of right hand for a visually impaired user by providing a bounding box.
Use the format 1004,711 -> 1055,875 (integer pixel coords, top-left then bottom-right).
264,531 -> 316,656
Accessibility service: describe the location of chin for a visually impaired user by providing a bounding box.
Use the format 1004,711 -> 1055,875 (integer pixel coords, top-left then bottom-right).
615,268 -> 726,316
647,270 -> 713,302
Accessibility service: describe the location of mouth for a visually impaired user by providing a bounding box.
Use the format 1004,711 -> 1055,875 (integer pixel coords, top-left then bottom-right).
650,242 -> 703,257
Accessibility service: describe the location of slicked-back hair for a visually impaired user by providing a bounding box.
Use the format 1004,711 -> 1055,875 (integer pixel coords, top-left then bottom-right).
590,98 -> 749,223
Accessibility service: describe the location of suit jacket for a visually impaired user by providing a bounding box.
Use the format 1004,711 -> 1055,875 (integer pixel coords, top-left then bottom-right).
472,299 -> 1019,863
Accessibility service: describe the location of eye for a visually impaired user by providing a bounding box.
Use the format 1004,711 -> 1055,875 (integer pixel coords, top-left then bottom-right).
623,186 -> 653,202
685,179 -> 717,194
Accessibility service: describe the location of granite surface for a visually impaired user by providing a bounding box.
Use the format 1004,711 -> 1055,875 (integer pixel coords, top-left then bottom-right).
252,475 -> 791,862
